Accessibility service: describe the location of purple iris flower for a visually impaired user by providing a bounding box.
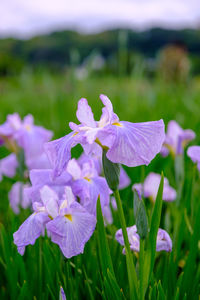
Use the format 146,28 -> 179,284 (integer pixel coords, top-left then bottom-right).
115,225 -> 172,253
9,182 -> 31,214
0,153 -> 18,181
161,120 -> 195,157
13,186 -> 96,258
187,146 -> 200,171
66,158 -> 110,215
132,172 -> 176,202
45,95 -> 165,177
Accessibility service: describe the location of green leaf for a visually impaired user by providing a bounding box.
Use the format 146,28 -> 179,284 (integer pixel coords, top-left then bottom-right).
157,281 -> 166,300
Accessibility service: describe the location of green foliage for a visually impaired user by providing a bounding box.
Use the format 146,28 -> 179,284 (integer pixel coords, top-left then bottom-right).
0,72 -> 200,299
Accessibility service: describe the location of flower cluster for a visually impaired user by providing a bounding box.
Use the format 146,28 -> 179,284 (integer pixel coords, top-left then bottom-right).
0,113 -> 53,213
9,94 -> 181,259
115,225 -> 172,253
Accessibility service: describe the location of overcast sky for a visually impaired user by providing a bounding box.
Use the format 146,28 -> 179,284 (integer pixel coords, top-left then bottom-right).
1,0 -> 200,38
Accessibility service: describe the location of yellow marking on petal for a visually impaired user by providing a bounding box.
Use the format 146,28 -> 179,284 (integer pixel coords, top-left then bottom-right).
25,124 -> 31,131
72,131 -> 78,137
48,215 -> 53,220
112,122 -> 123,127
84,177 -> 91,182
65,214 -> 72,221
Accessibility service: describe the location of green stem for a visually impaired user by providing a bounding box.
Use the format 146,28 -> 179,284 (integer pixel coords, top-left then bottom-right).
139,239 -> 145,300
113,189 -> 138,299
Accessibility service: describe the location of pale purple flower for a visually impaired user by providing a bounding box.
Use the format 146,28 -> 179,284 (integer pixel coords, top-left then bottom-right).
45,95 -> 165,177
187,146 -> 200,171
14,186 -> 96,258
9,182 -> 31,214
132,172 -> 176,202
115,225 -> 172,253
0,153 -> 18,181
161,120 -> 195,157
66,158 -> 110,215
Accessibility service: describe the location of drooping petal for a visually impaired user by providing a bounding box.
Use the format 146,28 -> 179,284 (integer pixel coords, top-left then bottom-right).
0,153 -> 18,181
46,202 -> 96,258
76,98 -> 96,127
13,212 -> 50,254
40,186 -> 59,218
9,182 -> 31,214
187,146 -> 200,171
105,120 -> 165,167
44,132 -> 79,177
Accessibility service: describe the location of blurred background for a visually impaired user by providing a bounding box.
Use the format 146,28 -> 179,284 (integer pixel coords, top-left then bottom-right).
0,0 -> 200,138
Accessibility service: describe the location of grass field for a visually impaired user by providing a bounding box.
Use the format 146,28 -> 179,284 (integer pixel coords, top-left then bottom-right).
0,71 -> 200,299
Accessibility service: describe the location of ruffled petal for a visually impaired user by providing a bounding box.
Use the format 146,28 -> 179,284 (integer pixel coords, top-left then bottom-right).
46,203 -> 96,258
106,120 -> 165,167
13,212 -> 50,254
187,146 -> 200,165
